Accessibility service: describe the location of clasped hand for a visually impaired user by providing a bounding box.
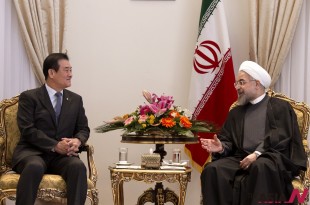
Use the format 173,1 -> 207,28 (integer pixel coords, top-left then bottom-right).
54,137 -> 81,156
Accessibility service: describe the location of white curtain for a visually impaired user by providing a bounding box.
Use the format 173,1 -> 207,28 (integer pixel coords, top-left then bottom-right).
274,0 -> 310,105
13,0 -> 68,84
274,0 -> 310,162
249,0 -> 304,87
0,0 -> 38,101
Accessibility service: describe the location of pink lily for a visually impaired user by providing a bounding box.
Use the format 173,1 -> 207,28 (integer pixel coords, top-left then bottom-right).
142,90 -> 153,103
158,95 -> 174,109
149,103 -> 167,117
151,93 -> 159,104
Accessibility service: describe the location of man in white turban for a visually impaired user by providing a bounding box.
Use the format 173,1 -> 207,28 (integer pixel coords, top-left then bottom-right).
200,61 -> 306,205
236,61 -> 271,105
239,60 -> 271,89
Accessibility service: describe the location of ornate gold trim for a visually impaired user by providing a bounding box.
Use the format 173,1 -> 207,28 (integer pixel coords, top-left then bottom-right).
0,95 -> 19,174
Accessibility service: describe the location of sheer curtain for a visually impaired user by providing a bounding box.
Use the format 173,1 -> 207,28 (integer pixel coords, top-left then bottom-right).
275,0 -> 310,105
249,0 -> 303,87
13,0 -> 68,84
274,0 -> 310,161
0,0 -> 38,101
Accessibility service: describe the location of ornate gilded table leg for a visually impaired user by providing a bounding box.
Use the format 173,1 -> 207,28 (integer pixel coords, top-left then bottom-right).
119,180 -> 124,205
110,171 -> 124,205
178,172 -> 190,205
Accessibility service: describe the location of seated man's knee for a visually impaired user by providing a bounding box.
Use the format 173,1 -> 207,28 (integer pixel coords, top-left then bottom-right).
22,161 -> 45,176
68,158 -> 86,172
251,157 -> 274,172
204,161 -> 221,171
201,162 -> 218,178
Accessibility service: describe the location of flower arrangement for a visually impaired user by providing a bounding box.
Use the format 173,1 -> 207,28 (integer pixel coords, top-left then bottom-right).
95,90 -> 216,137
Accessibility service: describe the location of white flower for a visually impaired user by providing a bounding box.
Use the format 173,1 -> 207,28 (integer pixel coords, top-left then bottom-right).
176,106 -> 182,112
182,109 -> 192,118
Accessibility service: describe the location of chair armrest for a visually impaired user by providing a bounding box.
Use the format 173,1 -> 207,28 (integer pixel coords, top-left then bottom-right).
80,144 -> 98,187
296,140 -> 310,191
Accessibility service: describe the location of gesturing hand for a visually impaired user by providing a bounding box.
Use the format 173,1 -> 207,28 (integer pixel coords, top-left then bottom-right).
200,134 -> 223,153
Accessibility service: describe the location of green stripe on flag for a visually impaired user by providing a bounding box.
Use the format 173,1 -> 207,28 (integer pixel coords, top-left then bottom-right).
198,0 -> 220,37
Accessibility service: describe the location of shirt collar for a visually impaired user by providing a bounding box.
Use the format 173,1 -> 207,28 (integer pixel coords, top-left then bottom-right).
45,84 -> 63,98
250,93 -> 266,104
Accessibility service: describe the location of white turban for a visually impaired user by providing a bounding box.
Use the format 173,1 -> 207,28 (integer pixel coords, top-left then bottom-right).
239,61 -> 271,88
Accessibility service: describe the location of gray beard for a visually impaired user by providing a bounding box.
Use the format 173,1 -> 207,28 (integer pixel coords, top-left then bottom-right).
237,94 -> 249,106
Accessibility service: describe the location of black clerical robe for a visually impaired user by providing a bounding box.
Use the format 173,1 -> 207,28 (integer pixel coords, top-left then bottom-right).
201,96 -> 307,205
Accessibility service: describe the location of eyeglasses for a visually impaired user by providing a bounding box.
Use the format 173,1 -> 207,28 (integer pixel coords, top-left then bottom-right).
234,79 -> 256,87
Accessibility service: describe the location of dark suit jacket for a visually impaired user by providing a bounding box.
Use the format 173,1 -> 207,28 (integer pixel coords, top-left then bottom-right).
12,85 -> 90,169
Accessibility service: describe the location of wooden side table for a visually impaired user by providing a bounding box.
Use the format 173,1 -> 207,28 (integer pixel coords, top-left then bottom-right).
109,167 -> 192,205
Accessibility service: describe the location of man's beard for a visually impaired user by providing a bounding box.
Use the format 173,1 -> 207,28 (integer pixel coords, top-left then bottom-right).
237,93 -> 249,105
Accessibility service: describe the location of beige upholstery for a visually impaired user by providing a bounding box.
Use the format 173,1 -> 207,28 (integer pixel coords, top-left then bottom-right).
230,90 -> 310,205
0,95 -> 99,204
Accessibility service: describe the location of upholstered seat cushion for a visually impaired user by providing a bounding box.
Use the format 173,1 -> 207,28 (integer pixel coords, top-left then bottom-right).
0,173 -> 95,190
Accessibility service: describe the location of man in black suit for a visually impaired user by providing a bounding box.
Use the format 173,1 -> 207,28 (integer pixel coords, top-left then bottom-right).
12,53 -> 90,205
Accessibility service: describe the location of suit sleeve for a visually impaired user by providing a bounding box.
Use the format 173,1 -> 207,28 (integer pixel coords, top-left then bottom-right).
212,111 -> 235,160
17,92 -> 58,152
73,96 -> 89,146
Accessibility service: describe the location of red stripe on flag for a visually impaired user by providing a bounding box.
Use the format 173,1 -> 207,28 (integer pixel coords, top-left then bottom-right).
186,53 -> 237,170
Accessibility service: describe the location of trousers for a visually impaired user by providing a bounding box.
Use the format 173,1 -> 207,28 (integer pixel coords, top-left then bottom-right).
14,153 -> 87,205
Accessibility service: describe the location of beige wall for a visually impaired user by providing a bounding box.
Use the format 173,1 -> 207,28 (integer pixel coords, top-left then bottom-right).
64,0 -> 249,204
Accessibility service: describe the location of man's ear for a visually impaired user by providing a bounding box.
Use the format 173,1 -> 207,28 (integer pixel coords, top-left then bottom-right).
48,69 -> 55,78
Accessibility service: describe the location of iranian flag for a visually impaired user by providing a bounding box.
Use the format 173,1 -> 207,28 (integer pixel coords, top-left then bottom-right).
185,0 -> 237,172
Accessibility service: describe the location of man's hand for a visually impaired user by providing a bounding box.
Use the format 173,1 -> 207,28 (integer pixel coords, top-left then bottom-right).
240,153 -> 257,170
200,134 -> 223,153
53,138 -> 81,156
54,140 -> 70,155
62,137 -> 81,156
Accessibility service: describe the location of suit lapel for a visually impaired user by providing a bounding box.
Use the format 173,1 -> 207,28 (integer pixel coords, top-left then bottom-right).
38,85 -> 57,126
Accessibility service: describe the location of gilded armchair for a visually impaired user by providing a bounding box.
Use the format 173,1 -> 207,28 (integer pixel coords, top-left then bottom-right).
0,95 -> 99,204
